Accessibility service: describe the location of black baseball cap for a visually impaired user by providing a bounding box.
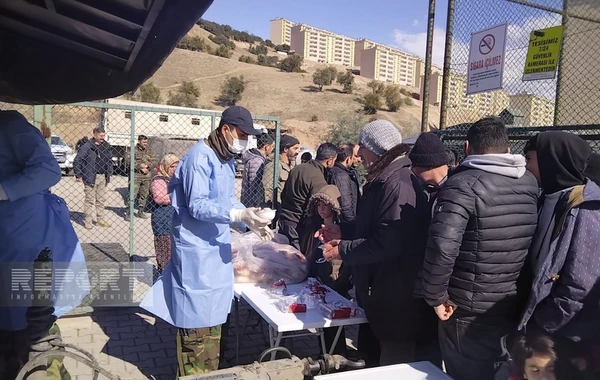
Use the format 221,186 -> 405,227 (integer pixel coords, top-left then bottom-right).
220,106 -> 262,135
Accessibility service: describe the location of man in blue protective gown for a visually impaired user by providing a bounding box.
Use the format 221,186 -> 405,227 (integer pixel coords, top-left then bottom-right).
140,106 -> 273,375
0,110 -> 90,379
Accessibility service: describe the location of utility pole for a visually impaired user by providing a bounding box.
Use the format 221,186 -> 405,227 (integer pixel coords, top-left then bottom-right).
439,0 -> 456,130
421,0 -> 436,133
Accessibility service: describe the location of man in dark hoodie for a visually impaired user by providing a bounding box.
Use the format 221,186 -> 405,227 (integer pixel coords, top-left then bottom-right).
519,132 -> 600,377
278,142 -> 337,252
421,117 -> 539,380
241,133 -> 274,207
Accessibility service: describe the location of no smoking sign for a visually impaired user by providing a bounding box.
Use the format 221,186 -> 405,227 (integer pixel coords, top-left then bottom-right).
479,34 -> 495,55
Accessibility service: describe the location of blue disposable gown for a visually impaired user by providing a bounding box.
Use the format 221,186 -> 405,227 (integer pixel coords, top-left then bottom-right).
0,111 -> 90,331
140,140 -> 245,328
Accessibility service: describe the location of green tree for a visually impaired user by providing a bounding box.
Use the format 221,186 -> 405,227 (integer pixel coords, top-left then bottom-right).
384,85 -> 403,112
367,80 -> 385,95
265,39 -> 275,48
214,44 -> 233,58
167,81 -> 200,108
209,34 -> 236,49
279,55 -> 304,72
248,44 -> 268,55
275,44 -> 291,52
312,67 -> 336,91
400,88 -> 412,97
177,36 -> 211,52
326,112 -> 365,145
363,93 -> 382,115
124,82 -> 161,103
219,75 -> 247,105
238,55 -> 255,64
336,71 -> 354,93
167,92 -> 198,108
139,82 -> 161,104
179,81 -> 200,97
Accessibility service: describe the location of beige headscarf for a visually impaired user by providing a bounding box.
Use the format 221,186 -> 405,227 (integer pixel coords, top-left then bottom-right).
155,153 -> 179,179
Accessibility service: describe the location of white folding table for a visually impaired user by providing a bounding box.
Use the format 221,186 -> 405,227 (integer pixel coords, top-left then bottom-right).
239,283 -> 368,359
314,361 -> 452,379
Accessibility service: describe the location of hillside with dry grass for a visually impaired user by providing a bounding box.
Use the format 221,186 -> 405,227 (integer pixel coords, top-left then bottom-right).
129,25 -> 439,148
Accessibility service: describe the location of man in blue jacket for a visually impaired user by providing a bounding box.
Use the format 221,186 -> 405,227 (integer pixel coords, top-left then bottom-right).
140,106 -> 273,376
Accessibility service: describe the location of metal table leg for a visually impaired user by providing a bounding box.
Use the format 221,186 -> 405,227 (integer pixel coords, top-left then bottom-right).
328,326 -> 344,355
234,297 -> 240,365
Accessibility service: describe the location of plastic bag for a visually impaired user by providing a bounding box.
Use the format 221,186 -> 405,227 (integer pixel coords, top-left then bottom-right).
275,296 -> 307,313
231,231 -> 308,284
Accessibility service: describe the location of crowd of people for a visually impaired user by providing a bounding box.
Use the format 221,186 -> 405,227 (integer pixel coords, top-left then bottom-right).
233,115 -> 600,380
2,102 -> 599,379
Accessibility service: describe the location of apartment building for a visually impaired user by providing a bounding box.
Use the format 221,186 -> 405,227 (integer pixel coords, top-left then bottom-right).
447,73 -> 507,115
509,93 -> 555,126
270,17 -> 295,46
420,72 -> 443,105
356,39 -> 421,87
289,24 -> 355,66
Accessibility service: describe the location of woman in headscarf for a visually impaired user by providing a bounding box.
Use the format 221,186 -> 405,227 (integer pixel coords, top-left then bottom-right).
149,153 -> 179,275
519,132 -> 600,379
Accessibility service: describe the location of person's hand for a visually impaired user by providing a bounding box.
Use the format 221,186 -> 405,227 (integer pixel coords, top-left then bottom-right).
255,226 -> 275,241
76,177 -> 82,183
433,302 -> 455,321
140,163 -> 149,174
323,240 -> 341,261
231,208 -> 271,230
314,224 -> 342,243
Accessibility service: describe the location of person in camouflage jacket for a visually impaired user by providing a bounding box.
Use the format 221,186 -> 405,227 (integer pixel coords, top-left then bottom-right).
124,135 -> 154,220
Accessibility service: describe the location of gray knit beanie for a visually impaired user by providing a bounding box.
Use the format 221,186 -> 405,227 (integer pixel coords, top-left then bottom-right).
359,120 -> 403,156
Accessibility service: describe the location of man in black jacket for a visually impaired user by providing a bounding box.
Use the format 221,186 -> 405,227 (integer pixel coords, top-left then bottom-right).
327,144 -> 360,223
74,127 -> 114,230
278,143 -> 337,252
421,117 -> 539,380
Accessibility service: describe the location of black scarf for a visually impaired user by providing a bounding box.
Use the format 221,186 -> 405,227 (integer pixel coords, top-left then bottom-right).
207,129 -> 234,163
537,131 -> 592,194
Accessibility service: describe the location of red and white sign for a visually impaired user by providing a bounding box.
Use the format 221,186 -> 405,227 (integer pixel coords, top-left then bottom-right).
467,24 -> 507,95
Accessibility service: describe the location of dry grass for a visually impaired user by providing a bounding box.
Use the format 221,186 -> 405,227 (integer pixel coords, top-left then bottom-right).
132,27 -> 441,148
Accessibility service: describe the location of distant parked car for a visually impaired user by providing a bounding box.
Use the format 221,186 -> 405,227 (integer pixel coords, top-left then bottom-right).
50,135 -> 76,175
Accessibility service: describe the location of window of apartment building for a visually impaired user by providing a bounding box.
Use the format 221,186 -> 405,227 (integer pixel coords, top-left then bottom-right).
191,118 -> 200,126
159,114 -> 168,122
124,111 -> 132,119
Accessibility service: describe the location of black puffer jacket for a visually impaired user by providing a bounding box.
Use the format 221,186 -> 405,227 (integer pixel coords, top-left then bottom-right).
327,163 -> 360,222
422,162 -> 539,317
339,156 -> 433,341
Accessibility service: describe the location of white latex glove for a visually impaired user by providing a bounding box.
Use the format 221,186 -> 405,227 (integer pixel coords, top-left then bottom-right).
257,226 -> 275,241
230,207 -> 271,231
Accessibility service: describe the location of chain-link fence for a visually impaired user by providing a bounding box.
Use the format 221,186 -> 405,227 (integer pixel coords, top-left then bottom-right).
443,0 -> 599,128
437,124 -> 600,161
3,100 -> 280,312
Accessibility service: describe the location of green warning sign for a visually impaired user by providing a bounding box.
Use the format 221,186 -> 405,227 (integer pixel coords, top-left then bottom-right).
523,25 -> 563,81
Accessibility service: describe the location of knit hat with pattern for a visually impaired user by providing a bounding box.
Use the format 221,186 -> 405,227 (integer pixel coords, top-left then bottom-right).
359,120 -> 403,157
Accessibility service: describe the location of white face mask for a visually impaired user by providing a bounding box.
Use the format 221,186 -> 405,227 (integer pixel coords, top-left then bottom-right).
227,129 -> 248,154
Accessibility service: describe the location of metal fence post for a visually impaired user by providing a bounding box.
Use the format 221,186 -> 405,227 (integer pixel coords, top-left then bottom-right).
554,0 -> 568,125
421,0 -> 437,133
440,0 -> 456,130
272,118 -> 281,209
211,114 -> 216,131
128,108 -> 136,258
